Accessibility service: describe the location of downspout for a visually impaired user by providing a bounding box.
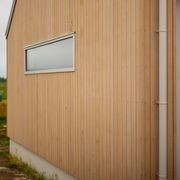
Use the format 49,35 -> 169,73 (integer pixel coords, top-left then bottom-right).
158,0 -> 167,179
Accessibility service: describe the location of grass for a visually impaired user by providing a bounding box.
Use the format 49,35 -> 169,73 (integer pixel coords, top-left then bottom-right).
0,102 -> 7,119
9,155 -> 46,180
1,100 -> 7,104
0,151 -> 9,158
0,81 -> 7,100
0,117 -> 6,127
0,136 -> 9,146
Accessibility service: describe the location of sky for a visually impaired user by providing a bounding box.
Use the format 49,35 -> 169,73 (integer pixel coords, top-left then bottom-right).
0,0 -> 13,78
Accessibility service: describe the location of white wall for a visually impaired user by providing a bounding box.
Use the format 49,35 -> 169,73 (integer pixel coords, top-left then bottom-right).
176,0 -> 180,178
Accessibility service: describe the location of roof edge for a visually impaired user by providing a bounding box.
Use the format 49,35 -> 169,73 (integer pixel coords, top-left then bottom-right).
5,0 -> 17,39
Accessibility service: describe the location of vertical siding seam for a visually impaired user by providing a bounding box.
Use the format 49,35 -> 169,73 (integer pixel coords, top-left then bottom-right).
149,0 -> 152,178
134,0 -> 137,179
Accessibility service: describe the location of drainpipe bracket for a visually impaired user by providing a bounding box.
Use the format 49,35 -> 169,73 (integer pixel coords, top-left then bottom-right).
156,101 -> 167,105
157,173 -> 167,179
156,29 -> 167,33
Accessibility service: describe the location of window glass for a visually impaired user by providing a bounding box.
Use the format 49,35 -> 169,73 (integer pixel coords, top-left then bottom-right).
25,34 -> 74,74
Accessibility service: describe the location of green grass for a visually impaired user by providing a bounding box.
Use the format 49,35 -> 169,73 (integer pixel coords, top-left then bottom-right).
0,136 -> 9,146
0,81 -> 7,100
9,155 -> 46,180
0,117 -> 6,127
0,100 -> 7,104
0,151 -> 9,158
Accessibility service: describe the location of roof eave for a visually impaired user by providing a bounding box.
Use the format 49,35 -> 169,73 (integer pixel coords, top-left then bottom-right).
5,0 -> 17,39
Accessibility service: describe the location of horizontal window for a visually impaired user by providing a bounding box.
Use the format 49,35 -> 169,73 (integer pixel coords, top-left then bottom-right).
24,33 -> 75,74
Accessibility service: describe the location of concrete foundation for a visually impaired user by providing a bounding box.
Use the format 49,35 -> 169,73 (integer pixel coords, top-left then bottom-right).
10,140 -> 76,180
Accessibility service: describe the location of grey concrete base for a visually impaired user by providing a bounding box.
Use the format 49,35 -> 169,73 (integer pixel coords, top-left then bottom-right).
10,140 -> 76,180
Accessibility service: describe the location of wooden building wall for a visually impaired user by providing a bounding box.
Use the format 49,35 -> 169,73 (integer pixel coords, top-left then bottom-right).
167,0 -> 176,179
7,0 -> 175,179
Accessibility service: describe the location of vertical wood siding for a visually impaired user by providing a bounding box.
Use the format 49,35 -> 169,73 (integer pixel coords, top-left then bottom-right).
167,0 -> 176,179
6,0 -> 174,179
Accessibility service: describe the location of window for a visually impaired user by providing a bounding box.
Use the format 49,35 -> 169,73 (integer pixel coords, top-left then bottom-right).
24,33 -> 75,74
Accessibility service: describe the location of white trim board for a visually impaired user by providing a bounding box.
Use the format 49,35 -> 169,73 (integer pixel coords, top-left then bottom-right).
24,32 -> 75,75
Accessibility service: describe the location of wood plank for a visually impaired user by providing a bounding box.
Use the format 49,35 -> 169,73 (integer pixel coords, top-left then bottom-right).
7,0 -> 165,179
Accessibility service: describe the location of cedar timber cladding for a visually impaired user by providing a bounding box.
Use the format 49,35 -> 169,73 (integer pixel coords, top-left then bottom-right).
167,0 -> 176,179
6,0 -> 174,179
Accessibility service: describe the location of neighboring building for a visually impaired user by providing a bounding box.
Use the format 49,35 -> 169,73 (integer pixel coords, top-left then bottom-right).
6,0 -> 178,180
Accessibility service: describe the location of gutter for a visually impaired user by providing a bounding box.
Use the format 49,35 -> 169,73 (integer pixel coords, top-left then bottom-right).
158,0 -> 167,179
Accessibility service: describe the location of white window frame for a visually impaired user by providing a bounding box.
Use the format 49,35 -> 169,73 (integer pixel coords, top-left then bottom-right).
24,32 -> 75,75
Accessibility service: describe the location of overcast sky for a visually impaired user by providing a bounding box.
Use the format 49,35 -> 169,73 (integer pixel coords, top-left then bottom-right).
0,0 -> 13,78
